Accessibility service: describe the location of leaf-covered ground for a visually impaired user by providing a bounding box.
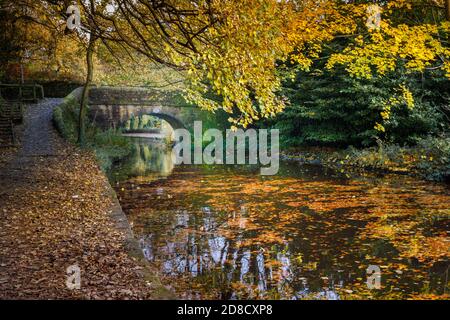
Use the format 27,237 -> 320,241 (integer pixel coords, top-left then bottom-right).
0,99 -> 171,299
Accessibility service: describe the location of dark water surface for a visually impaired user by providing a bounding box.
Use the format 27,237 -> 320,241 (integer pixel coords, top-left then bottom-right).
109,139 -> 449,299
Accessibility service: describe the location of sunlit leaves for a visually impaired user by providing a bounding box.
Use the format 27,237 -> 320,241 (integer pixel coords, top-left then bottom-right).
10,0 -> 450,128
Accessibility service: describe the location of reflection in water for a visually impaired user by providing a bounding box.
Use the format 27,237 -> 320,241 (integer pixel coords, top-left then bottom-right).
109,137 -> 175,183
110,139 -> 450,300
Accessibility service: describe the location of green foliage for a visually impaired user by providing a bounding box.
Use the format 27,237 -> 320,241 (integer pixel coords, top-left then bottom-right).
414,135 -> 450,182
269,65 -> 448,148
91,130 -> 132,171
52,93 -> 79,143
331,135 -> 450,182
124,115 -> 162,131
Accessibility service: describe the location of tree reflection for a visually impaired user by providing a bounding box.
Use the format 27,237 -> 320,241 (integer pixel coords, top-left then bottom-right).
110,138 -> 175,182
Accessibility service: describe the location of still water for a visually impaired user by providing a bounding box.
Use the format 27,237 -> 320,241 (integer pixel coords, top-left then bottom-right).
109,138 -> 449,300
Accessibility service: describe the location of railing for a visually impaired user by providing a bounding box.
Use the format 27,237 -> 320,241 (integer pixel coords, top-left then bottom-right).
0,99 -> 23,122
0,101 -> 16,146
0,84 -> 45,103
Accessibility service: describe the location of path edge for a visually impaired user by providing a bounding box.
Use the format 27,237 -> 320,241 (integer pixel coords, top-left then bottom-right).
103,179 -> 174,299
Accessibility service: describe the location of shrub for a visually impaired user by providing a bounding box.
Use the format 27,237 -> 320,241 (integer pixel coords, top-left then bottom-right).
268,65 -> 448,148
53,92 -> 79,142
329,135 -> 450,182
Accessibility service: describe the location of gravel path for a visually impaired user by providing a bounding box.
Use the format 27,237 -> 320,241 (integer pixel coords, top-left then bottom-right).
1,98 -> 64,187
18,98 -> 63,157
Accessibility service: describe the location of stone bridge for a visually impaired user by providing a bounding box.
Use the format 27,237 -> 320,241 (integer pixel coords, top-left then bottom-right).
86,87 -> 203,130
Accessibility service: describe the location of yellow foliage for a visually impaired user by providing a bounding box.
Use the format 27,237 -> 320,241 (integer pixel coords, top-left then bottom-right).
374,84 -> 416,134
180,0 -> 449,126
17,0 -> 450,127
374,122 -> 385,132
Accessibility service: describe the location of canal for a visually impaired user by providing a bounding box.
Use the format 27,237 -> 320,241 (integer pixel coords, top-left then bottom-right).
109,137 -> 449,300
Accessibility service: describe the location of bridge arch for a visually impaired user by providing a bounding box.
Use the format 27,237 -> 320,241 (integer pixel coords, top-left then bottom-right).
84,86 -> 202,131
146,112 -> 185,130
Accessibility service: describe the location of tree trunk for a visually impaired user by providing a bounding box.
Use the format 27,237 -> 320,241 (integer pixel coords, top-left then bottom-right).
20,63 -> 24,84
78,36 -> 95,145
446,0 -> 450,21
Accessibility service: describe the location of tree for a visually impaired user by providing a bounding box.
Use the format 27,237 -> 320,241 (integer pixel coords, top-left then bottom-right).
326,1 -> 450,79
446,0 -> 450,21
92,0 -> 338,128
78,34 -> 96,144
0,1 -> 63,82
89,0 -> 449,128
8,0 -> 450,133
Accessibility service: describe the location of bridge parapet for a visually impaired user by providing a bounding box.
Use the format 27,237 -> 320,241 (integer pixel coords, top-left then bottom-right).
88,86 -> 189,107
